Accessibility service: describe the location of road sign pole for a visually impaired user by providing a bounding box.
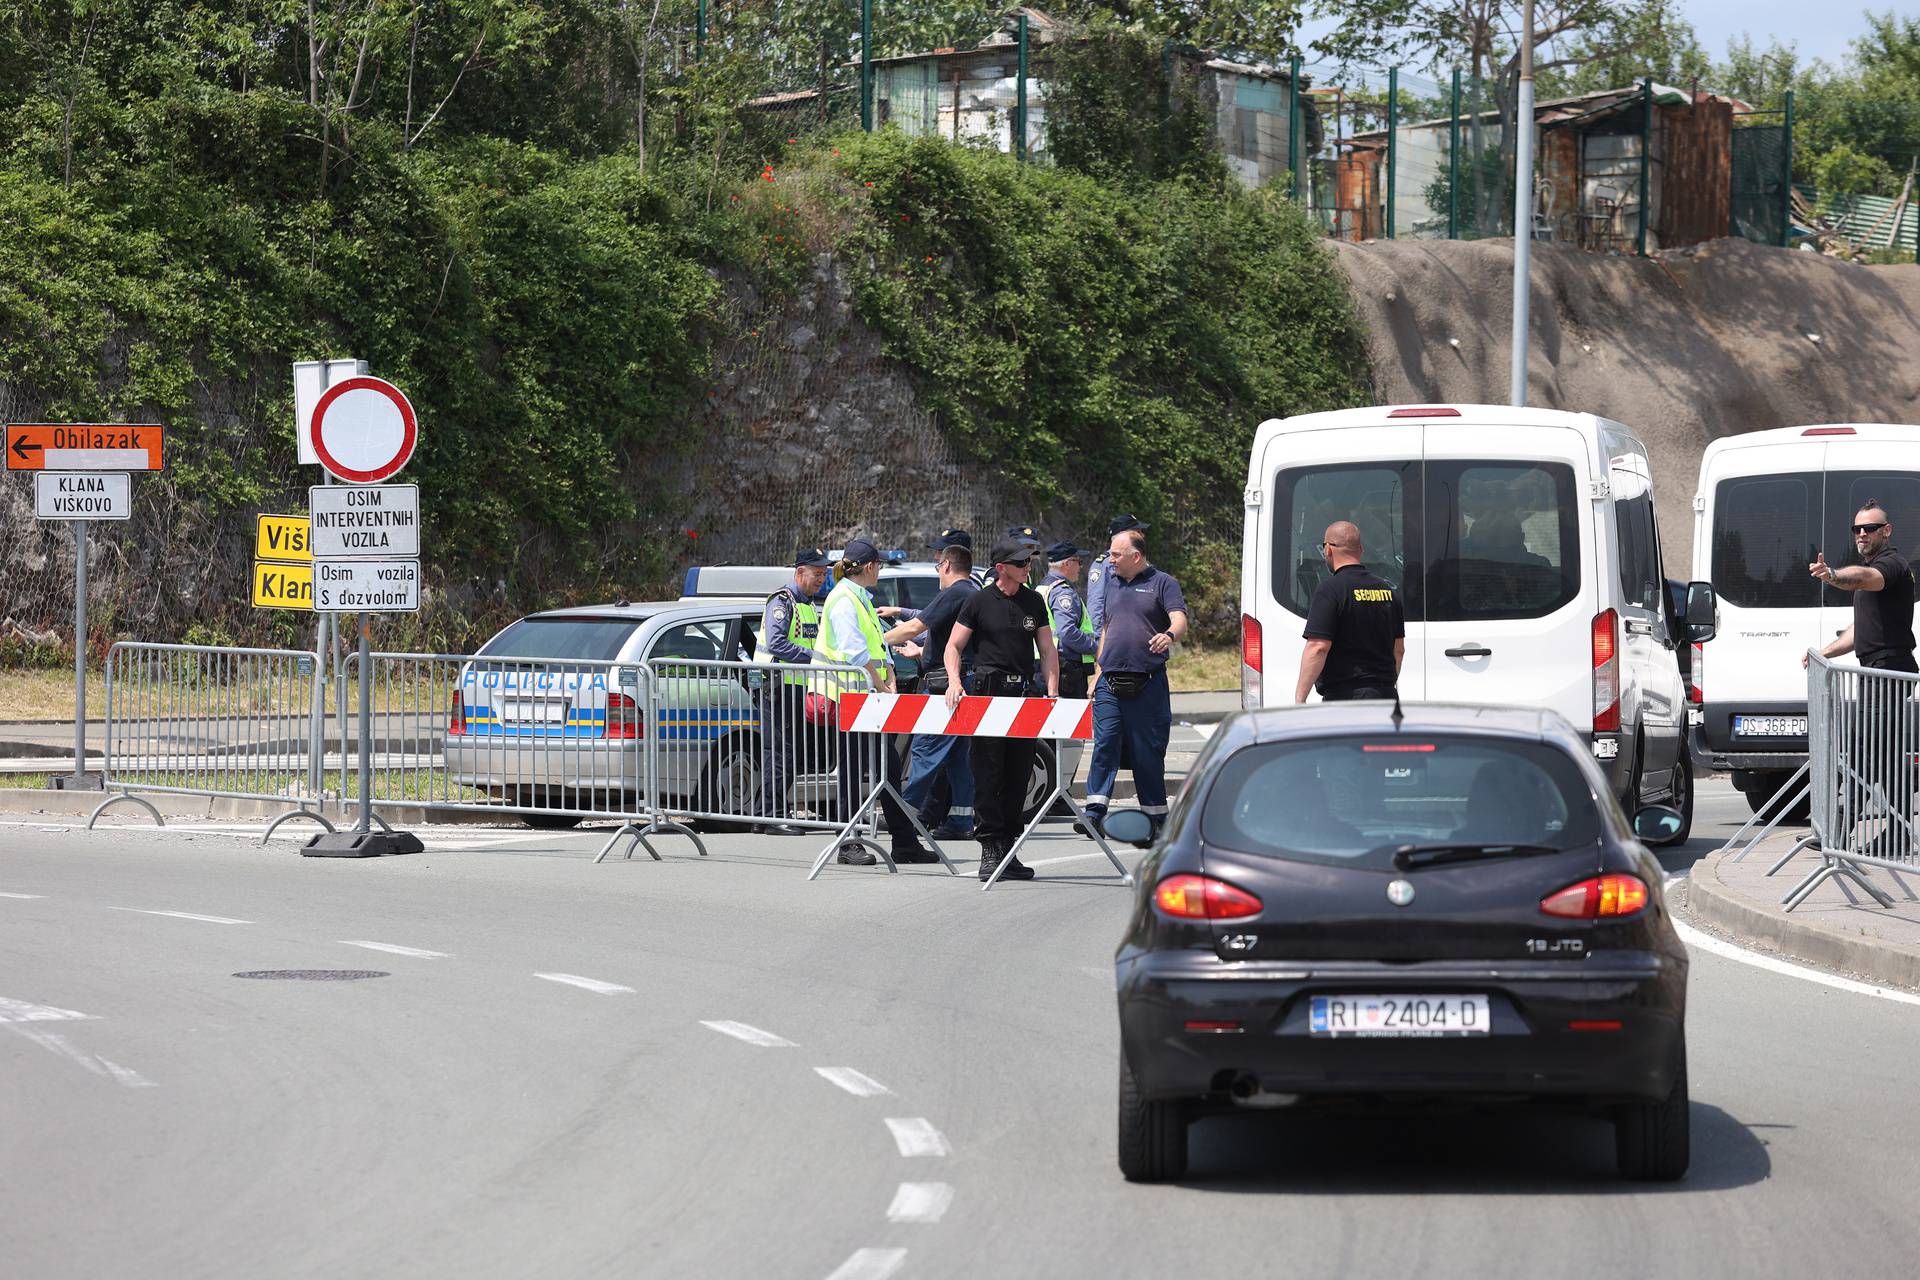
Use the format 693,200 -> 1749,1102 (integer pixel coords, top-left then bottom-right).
71,520 -> 90,789
357,614 -> 373,835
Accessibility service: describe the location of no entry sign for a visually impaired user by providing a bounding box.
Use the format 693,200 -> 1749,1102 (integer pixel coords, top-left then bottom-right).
308,376 -> 417,483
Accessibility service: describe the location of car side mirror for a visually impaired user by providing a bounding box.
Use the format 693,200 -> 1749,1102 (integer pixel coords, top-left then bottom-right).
1101,808 -> 1156,847
1631,805 -> 1684,843
1685,581 -> 1716,644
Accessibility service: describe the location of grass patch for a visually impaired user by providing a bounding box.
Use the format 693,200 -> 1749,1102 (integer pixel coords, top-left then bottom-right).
0,670 -> 107,721
1166,644 -> 1241,693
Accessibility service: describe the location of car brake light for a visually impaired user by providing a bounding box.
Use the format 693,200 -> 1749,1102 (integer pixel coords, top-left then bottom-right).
1592,609 -> 1620,733
1541,874 -> 1649,919
605,691 -> 643,739
1689,642 -> 1703,705
1241,614 -> 1263,708
1153,874 -> 1263,920
449,690 -> 466,736
1387,407 -> 1462,417
1801,427 -> 1856,436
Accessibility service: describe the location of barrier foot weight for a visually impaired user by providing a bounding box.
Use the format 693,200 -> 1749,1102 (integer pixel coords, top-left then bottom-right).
86,792 -> 166,830
301,829 -> 423,858
260,807 -> 336,847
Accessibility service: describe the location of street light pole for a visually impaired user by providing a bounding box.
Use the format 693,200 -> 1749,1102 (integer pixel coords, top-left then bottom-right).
1509,0 -> 1535,407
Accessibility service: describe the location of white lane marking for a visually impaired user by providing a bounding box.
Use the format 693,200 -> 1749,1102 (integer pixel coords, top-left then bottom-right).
886,1182 -> 955,1224
0,996 -> 94,1024
701,1020 -> 797,1048
1027,849 -> 1139,868
341,941 -> 449,959
884,1117 -> 951,1157
107,907 -> 251,925
8,1026 -> 157,1088
823,1248 -> 908,1280
815,1066 -> 891,1097
1674,917 -> 1920,1008
0,892 -> 46,899
534,973 -> 634,995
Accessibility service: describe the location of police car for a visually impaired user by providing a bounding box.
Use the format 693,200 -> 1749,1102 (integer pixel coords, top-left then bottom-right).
444,599 -> 836,829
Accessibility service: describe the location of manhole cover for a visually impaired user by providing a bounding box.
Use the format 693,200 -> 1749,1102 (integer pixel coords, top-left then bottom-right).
233,969 -> 389,981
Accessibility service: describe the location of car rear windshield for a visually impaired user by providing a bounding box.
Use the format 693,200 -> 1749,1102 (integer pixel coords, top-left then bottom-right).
1200,735 -> 1601,869
1274,461 -> 1579,622
1713,470 -> 1920,610
479,617 -> 642,662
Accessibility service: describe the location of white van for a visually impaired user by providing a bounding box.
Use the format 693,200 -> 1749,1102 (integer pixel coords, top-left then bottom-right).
1689,423 -> 1920,816
1239,404 -> 1715,835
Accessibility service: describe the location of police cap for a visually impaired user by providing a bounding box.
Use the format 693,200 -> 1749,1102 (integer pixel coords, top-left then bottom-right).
793,546 -> 830,568
1107,513 -> 1150,536
1005,524 -> 1040,542
1043,540 -> 1089,563
927,528 -> 973,551
841,538 -> 882,566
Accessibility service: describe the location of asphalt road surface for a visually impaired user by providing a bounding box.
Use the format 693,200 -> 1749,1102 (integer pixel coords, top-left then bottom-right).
5,778 -> 1918,1280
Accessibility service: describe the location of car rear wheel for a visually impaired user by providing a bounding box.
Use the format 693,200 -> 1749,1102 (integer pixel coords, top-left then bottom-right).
1615,1036 -> 1690,1182
693,733 -> 762,833
1117,1052 -> 1188,1182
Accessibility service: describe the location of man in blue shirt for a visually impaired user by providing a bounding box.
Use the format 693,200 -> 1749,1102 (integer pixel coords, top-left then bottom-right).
895,544 -> 981,838
754,546 -> 832,833
1087,513 -> 1150,642
1083,528 -> 1188,835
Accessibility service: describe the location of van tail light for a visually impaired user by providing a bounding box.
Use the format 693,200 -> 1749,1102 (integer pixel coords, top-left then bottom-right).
1153,874 -> 1263,920
1541,874 -> 1650,919
1387,407 -> 1462,417
1689,642 -> 1704,705
606,691 -> 643,739
449,691 -> 467,736
1241,614 -> 1263,708
1801,427 -> 1856,436
1592,609 -> 1621,732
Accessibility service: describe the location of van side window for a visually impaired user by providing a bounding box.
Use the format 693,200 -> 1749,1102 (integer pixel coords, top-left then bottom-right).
1712,476 -> 1818,610
1270,463 -> 1417,618
1613,486 -> 1661,610
1427,462 -> 1579,621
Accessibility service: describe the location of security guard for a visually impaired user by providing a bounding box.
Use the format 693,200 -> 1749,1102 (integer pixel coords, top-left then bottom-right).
754,546 -> 831,832
1294,520 -> 1405,702
1083,527 -> 1187,836
818,538 -> 936,866
944,536 -> 1060,882
1040,540 -> 1096,699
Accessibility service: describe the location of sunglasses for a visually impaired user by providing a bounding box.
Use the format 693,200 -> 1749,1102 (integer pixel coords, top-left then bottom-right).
1853,522 -> 1888,534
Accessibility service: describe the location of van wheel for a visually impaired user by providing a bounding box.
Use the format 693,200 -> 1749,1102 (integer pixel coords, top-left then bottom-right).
1654,753 -> 1694,845
1617,731 -> 1644,810
1117,1052 -> 1188,1182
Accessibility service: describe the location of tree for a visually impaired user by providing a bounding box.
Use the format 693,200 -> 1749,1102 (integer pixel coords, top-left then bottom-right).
1540,0 -> 1710,98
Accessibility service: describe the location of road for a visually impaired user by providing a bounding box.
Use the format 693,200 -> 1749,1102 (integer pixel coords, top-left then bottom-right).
4,776 -> 1917,1280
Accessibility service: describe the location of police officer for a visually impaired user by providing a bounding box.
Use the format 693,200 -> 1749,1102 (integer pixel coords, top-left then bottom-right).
1040,540 -> 1096,699
818,539 -> 937,866
754,546 -> 831,833
896,543 -> 981,839
1295,521 -> 1405,702
1083,527 -> 1186,835
944,537 -> 1060,882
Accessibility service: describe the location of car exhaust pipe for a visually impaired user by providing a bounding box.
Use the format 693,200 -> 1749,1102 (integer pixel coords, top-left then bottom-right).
1228,1073 -> 1297,1109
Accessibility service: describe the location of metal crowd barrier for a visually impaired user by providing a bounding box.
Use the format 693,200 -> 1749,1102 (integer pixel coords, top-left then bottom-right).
87,641 -> 331,840
1788,654 -> 1919,911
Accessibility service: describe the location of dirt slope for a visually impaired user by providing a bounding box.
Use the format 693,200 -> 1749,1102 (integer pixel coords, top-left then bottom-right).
1334,236 -> 1920,565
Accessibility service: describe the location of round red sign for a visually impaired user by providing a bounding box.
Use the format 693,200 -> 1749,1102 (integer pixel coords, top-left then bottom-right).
309,376 -> 417,483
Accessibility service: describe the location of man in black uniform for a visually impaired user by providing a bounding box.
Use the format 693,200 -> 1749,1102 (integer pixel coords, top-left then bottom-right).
1807,500 -> 1918,843
1295,520 -> 1406,702
944,537 -> 1060,882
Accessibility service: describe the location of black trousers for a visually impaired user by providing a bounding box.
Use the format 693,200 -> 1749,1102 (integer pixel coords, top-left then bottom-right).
756,684 -> 809,818
971,735 -> 1038,845
837,728 -> 921,849
1322,681 -> 1396,702
1058,662 -> 1091,700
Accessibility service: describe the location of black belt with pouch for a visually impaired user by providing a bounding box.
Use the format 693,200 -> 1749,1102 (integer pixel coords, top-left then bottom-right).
1105,671 -> 1150,700
978,671 -> 1027,696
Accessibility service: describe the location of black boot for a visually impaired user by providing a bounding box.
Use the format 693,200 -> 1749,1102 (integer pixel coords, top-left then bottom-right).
977,838 -> 1005,882
999,848 -> 1037,881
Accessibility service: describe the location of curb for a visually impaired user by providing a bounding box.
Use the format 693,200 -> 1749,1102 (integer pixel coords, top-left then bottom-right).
0,787 -> 513,829
1688,848 -> 1920,991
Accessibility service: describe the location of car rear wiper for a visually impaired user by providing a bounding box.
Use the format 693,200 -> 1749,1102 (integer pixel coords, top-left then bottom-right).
1390,842 -> 1562,870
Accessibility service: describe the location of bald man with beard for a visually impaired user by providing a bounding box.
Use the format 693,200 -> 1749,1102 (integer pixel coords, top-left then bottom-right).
1296,520 -> 1406,702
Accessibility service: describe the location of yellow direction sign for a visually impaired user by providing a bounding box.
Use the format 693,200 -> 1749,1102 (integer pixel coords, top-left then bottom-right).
252,562 -> 313,610
255,514 -> 312,563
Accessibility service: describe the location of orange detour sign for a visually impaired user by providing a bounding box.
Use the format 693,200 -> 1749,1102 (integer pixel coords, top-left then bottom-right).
5,423 -> 164,471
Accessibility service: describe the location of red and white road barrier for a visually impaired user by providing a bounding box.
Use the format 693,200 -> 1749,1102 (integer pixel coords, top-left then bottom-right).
836,692 -> 1093,740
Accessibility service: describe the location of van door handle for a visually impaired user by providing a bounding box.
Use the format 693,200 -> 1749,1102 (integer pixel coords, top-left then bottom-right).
1445,645 -> 1493,658
1624,619 -> 1656,636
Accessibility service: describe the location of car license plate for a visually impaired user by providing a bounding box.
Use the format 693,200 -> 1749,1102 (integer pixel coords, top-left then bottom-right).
1309,994 -> 1490,1038
1734,715 -> 1807,737
502,700 -> 565,723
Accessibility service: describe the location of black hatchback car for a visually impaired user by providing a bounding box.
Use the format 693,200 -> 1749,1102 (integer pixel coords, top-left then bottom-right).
1108,702 -> 1689,1183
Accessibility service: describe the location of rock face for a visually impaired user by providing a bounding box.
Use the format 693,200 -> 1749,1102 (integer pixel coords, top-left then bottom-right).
1333,236 -> 1920,566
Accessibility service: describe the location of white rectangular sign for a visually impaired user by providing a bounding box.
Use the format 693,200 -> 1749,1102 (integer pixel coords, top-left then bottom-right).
294,359 -> 367,465
34,472 -> 131,521
313,559 -> 421,612
307,483 -> 419,558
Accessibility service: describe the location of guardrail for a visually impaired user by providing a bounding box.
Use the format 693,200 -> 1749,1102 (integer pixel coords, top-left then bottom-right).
87,641 -> 331,839
1787,654 -> 1918,910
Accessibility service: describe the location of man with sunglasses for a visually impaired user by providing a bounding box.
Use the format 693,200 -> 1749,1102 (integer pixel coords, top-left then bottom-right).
1806,502 -> 1917,675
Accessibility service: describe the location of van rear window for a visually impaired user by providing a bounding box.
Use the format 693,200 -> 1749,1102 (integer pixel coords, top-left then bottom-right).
1272,461 -> 1578,622
1712,471 -> 1920,610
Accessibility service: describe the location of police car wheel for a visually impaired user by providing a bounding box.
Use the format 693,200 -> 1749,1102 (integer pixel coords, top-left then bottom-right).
1020,744 -> 1059,826
692,733 -> 762,832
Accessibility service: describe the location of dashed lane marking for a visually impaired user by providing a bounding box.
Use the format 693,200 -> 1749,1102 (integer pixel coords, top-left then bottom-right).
823,1248 -> 908,1280
534,973 -> 634,995
0,996 -> 92,1024
2,996 -> 154,1088
107,907 -> 251,925
884,1117 -> 951,1157
886,1182 -> 954,1224
815,1067 -> 891,1097
0,892 -> 46,899
341,941 -> 449,959
701,1020 -> 797,1048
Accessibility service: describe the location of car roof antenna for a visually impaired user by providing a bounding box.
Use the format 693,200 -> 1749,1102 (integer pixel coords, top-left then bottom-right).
1390,686 -> 1404,730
